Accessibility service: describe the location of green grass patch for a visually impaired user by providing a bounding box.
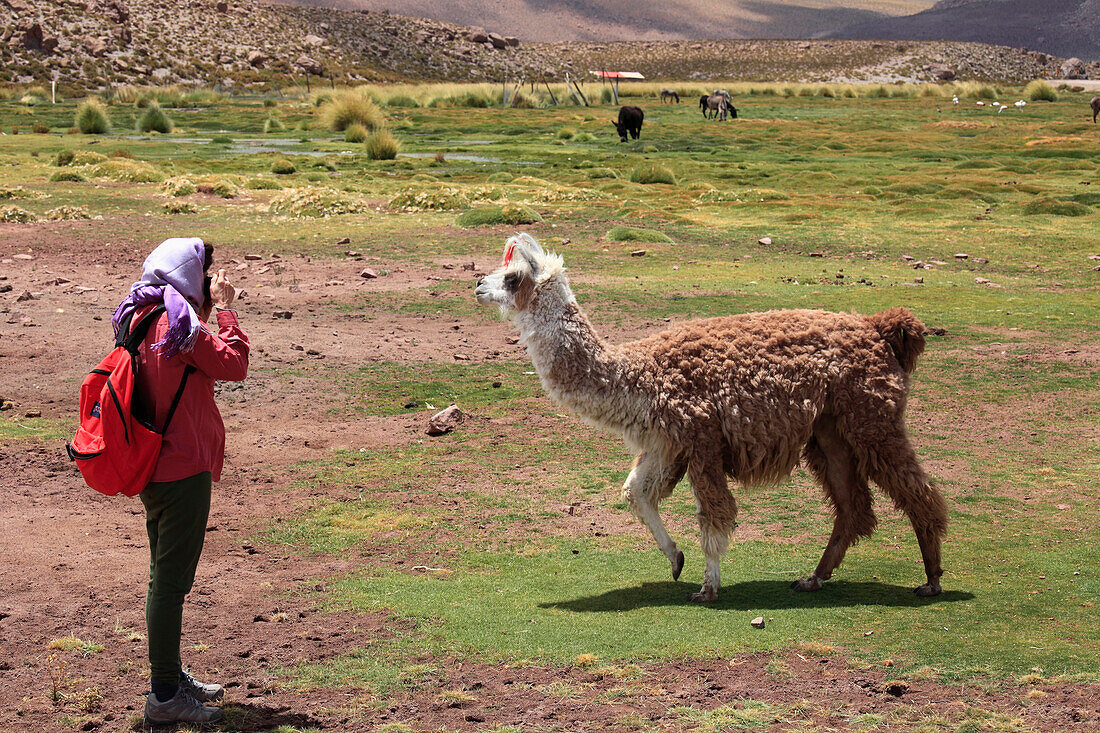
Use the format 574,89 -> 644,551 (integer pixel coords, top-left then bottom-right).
606,225 -> 673,243
455,204 -> 541,228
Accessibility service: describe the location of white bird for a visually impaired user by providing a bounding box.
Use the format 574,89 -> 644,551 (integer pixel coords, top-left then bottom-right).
953,95 -> 959,105
998,104 -> 1008,112
1015,100 -> 1027,108
976,100 -> 985,106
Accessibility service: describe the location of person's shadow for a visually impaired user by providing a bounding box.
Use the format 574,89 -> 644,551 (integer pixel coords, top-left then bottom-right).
136,701 -> 323,731
540,579 -> 974,612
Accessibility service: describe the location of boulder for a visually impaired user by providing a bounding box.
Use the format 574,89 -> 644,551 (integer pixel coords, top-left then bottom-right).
427,404 -> 464,436
303,34 -> 325,47
1061,57 -> 1086,78
504,36 -> 519,47
20,22 -> 43,51
295,55 -> 323,75
83,36 -> 108,57
488,33 -> 508,50
215,0 -> 228,11
247,50 -> 266,67
467,29 -> 488,44
930,64 -> 956,81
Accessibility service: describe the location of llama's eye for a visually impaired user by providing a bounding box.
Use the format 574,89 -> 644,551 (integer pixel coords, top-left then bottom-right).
504,273 -> 519,290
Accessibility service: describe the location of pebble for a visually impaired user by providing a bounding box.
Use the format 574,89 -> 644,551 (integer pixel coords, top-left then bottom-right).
954,253 -> 969,259
337,237 -> 351,245
16,290 -> 36,302
974,277 -> 990,285
360,268 -> 378,279
244,254 -> 263,261
630,249 -> 646,257
24,409 -> 41,418
13,253 -> 33,260
750,616 -> 765,629
426,404 -> 464,436
0,284 -> 11,293
758,237 -> 772,245
272,310 -> 293,319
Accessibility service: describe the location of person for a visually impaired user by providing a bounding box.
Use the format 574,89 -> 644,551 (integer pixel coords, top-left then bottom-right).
111,237 -> 249,724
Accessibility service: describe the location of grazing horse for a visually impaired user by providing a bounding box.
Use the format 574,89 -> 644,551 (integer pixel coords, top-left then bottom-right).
701,94 -> 735,121
660,88 -> 680,104
613,105 -> 644,141
1092,95 -> 1100,123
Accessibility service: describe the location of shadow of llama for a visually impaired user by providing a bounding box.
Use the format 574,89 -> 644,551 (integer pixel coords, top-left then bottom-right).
475,234 -> 947,602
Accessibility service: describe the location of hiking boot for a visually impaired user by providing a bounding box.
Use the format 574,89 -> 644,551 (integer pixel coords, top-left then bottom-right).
144,688 -> 223,725
180,669 -> 225,703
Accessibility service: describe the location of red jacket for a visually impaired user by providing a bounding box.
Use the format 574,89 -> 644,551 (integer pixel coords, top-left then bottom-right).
134,306 -> 249,483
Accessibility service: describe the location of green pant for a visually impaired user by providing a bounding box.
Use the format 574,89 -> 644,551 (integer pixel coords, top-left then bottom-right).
140,471 -> 211,685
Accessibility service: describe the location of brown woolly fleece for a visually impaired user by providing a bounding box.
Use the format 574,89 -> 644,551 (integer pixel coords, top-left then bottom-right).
475,234 -> 947,602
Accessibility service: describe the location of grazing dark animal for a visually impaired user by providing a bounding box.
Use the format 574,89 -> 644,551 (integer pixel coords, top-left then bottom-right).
613,105 -> 644,142
1092,95 -> 1100,123
699,94 -> 711,118
660,88 -> 680,104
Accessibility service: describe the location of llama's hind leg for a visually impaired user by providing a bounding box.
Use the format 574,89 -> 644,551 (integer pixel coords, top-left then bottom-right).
621,451 -> 689,579
793,415 -> 877,592
853,422 -> 948,596
687,454 -> 738,603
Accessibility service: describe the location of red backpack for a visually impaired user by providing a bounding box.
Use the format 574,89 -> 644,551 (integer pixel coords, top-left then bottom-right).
67,306 -> 195,496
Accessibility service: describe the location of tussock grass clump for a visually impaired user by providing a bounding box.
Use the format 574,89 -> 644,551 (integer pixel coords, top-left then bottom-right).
263,116 -> 285,134
455,204 -> 541,228
586,167 -> 618,179
54,149 -> 75,166
75,99 -> 111,134
268,187 -> 367,218
73,151 -> 108,165
0,186 -> 45,200
246,178 -> 283,190
164,201 -> 198,214
195,177 -> 240,198
136,103 -> 173,134
629,164 -> 676,185
572,132 -> 595,142
322,92 -> 384,132
389,184 -> 471,211
743,188 -> 791,201
1023,198 -> 1091,216
365,130 -> 401,160
0,206 -> 39,223
487,172 -> 513,183
90,160 -> 164,183
385,95 -> 420,108
45,205 -> 92,221
49,169 -> 87,183
1024,80 -> 1058,102
271,158 -> 296,175
160,176 -> 197,197
695,189 -> 741,203
607,226 -> 673,243
557,127 -> 576,140
344,123 -> 369,143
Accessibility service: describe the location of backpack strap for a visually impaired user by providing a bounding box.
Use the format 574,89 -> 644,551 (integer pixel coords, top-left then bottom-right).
162,365 -> 196,434
119,305 -> 168,353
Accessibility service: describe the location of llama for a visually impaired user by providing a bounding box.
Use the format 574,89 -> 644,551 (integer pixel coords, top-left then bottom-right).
475,233 -> 947,602
1091,95 -> 1099,123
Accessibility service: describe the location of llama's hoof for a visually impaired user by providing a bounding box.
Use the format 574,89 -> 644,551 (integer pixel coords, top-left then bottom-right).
791,575 -> 823,592
914,582 -> 942,597
686,587 -> 717,603
671,549 -> 685,581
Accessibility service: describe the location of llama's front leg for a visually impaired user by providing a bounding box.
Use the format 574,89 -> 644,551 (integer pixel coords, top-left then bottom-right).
621,451 -> 688,579
687,456 -> 738,603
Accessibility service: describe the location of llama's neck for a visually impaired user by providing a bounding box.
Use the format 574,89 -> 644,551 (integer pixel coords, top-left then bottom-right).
514,278 -> 651,438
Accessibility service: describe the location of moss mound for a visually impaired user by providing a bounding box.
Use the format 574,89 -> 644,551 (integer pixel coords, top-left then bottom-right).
455,204 -> 542,228
606,226 -> 673,243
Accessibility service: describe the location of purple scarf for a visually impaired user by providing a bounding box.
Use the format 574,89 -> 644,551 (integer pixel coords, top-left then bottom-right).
113,237 -> 206,359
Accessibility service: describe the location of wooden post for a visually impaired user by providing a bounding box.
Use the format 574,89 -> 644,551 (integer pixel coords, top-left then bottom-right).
543,79 -> 558,106
305,74 -> 310,93
51,79 -> 56,104
569,74 -> 589,107
613,78 -> 619,105
502,76 -> 508,107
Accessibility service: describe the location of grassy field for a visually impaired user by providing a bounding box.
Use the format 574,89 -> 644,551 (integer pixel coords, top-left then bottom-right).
2,82 -> 1098,730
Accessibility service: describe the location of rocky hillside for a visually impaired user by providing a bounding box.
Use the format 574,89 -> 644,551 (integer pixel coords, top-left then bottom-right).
0,0 -> 1093,91
834,0 -> 1100,61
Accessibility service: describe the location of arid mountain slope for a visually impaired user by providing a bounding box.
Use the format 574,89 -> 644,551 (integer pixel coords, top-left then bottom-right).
833,0 -> 1100,61
263,0 -> 936,42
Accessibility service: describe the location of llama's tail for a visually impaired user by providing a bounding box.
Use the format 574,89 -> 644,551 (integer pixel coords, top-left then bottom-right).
868,307 -> 926,374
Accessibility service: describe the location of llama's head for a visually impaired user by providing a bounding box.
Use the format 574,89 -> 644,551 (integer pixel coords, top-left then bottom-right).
475,233 -> 566,317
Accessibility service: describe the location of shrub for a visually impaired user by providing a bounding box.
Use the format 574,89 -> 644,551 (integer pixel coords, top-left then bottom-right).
557,127 -> 576,140
164,201 -> 198,214
263,98 -> 277,108
160,176 -> 197,197
32,122 -> 50,134
271,158 -> 296,175
75,99 -> 111,134
606,226 -> 673,243
1024,80 -> 1057,102
268,187 -> 367,217
600,87 -> 614,103
136,103 -> 173,133
365,129 -> 400,160
0,206 -> 39,223
49,169 -> 87,183
246,178 -> 283,190
54,149 -> 75,166
344,123 -> 368,143
90,159 -> 164,183
629,164 -> 675,185
322,92 -> 384,132
263,116 -> 285,134
1023,198 -> 1091,216
211,135 -> 232,144
72,151 -> 108,165
45,205 -> 92,221
573,132 -> 595,142
455,204 -> 542,228
386,94 -> 420,108
195,178 -> 239,198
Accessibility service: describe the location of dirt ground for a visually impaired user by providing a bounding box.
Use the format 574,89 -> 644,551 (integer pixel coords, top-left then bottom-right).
2,223 -> 1098,732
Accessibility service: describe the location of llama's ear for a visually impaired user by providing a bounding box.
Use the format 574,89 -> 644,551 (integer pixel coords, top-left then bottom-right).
516,232 -> 544,256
